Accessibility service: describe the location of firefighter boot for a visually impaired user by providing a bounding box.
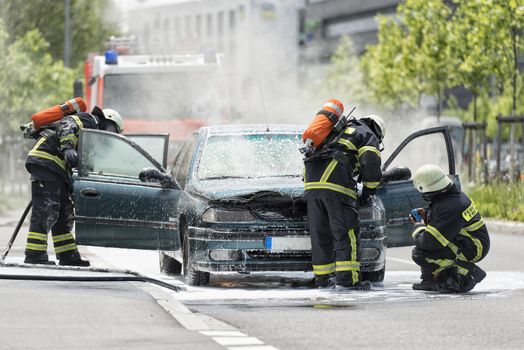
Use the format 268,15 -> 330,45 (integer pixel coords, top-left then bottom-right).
412,279 -> 439,291
58,250 -> 90,267
24,252 -> 56,265
459,265 -> 487,293
335,281 -> 372,291
315,274 -> 336,289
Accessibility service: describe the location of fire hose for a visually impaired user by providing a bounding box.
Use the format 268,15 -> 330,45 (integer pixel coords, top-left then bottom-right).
0,202 -> 182,292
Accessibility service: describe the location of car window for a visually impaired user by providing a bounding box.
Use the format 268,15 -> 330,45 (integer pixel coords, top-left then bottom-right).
197,133 -> 303,180
126,134 -> 168,168
80,131 -> 160,179
385,132 -> 451,176
175,134 -> 199,188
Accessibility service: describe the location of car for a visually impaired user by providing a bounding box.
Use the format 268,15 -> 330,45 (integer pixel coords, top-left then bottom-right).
74,124 -> 459,286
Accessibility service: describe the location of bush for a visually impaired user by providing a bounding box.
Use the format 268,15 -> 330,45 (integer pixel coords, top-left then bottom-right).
465,183 -> 524,221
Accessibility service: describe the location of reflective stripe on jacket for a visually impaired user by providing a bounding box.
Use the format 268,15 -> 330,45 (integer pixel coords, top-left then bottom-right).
303,119 -> 382,202
411,184 -> 490,262
25,112 -> 99,181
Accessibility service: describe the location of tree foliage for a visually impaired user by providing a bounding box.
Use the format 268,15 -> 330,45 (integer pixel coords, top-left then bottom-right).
0,0 -> 119,68
0,21 -> 74,136
362,0 -> 454,116
355,0 -> 524,125
323,35 -> 369,104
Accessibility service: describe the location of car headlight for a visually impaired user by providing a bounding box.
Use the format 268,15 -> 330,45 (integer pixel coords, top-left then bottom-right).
201,207 -> 257,223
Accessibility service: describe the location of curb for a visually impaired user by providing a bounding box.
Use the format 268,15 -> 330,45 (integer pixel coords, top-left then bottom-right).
485,219 -> 524,235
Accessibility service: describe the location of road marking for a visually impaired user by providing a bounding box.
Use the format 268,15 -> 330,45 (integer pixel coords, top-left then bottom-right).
387,257 -> 417,266
201,331 -> 246,337
213,337 -> 264,346
226,347 -> 279,350
137,283 -> 280,349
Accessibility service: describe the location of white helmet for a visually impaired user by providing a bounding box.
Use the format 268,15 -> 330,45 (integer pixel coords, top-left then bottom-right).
102,108 -> 124,133
360,115 -> 386,140
413,164 -> 453,193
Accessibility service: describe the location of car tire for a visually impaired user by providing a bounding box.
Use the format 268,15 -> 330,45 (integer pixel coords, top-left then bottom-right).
361,267 -> 385,282
159,250 -> 182,275
182,226 -> 210,286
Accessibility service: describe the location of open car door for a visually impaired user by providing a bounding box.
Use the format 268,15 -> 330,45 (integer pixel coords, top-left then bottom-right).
125,134 -> 169,168
377,126 -> 458,247
74,129 -> 181,250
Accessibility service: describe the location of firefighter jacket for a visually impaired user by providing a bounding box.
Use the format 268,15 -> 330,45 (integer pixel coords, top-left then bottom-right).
25,112 -> 100,183
303,119 -> 382,203
411,184 -> 490,262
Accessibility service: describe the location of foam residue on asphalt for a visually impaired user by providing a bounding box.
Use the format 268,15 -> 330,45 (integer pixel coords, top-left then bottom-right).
81,247 -> 524,305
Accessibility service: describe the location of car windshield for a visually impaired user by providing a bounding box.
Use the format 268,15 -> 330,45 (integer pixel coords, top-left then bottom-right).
197,133 -> 303,180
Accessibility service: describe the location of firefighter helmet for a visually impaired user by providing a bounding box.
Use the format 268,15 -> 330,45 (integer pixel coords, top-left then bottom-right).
360,115 -> 386,141
91,106 -> 124,133
102,108 -> 124,134
413,164 -> 453,193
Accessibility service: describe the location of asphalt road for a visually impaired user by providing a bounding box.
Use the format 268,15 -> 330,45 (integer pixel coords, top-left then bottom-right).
177,233 -> 524,350
1,220 -> 523,349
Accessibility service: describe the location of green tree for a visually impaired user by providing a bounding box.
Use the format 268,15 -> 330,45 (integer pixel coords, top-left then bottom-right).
323,35 -> 368,104
491,0 -> 524,117
400,0 -> 454,117
0,0 -> 119,68
362,16 -> 421,107
0,21 -> 74,135
450,0 -> 498,121
362,0 -> 455,116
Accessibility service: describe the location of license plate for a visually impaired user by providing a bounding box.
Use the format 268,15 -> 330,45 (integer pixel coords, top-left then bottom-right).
264,236 -> 311,250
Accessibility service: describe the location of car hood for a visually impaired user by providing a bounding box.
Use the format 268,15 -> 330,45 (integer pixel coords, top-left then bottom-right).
188,177 -> 305,201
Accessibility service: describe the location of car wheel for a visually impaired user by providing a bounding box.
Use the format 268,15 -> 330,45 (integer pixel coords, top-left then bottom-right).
159,250 -> 182,275
182,225 -> 210,286
361,267 -> 385,282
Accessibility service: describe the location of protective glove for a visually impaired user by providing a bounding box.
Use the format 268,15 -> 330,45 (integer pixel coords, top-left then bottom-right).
63,148 -> 78,168
358,188 -> 374,207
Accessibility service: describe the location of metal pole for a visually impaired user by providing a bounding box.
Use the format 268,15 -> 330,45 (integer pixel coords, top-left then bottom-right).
64,0 -> 71,67
496,114 -> 502,179
482,126 -> 488,184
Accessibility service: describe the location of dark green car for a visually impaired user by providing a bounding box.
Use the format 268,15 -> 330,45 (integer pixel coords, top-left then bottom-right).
74,124 -> 458,286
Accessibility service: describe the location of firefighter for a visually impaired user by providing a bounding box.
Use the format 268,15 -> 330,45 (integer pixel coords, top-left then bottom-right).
303,104 -> 386,290
410,164 -> 490,293
24,107 -> 124,266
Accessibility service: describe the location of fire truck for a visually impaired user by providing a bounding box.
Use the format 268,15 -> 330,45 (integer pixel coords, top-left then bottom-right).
84,37 -> 227,155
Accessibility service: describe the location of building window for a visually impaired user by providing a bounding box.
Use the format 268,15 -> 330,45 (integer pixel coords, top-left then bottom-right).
218,12 -> 224,36
206,13 -> 213,36
175,17 -> 180,37
229,10 -> 236,30
185,15 -> 191,35
195,15 -> 202,36
164,19 -> 170,43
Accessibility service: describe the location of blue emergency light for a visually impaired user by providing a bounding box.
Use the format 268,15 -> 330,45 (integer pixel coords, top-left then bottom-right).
105,50 -> 118,65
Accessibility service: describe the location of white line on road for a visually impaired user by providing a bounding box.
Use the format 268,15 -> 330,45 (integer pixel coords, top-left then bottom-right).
227,346 -> 279,350
138,283 -> 280,349
212,337 -> 264,346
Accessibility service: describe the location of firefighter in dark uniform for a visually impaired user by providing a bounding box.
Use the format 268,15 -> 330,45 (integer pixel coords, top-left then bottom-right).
303,105 -> 386,290
24,107 -> 124,266
410,164 -> 490,292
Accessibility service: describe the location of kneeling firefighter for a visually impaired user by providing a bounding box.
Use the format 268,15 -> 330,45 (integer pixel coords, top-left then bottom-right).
410,164 -> 490,292
302,99 -> 386,290
24,102 -> 124,266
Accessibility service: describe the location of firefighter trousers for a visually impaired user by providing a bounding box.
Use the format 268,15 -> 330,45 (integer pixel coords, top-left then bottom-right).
412,234 -> 489,282
307,197 -> 360,286
25,177 -> 80,260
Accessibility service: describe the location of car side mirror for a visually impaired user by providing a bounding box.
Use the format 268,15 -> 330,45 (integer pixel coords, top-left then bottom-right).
139,168 -> 179,189
382,166 -> 412,182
